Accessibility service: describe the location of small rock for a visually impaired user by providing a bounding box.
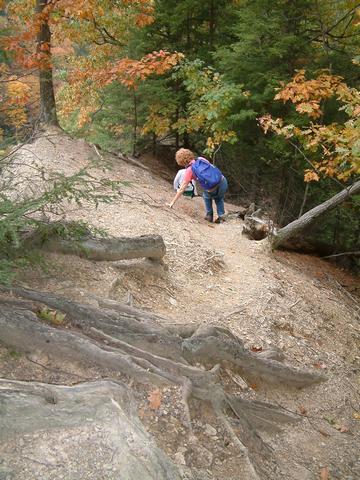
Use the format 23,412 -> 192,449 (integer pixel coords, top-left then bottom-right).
27,350 -> 49,365
204,424 -> 217,436
168,297 -> 177,306
186,444 -> 213,468
174,452 -> 186,465
292,465 -> 313,480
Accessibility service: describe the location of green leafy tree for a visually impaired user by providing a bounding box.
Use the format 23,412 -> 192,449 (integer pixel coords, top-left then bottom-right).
169,60 -> 241,155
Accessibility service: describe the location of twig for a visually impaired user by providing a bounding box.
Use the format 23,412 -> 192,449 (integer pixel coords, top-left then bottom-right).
223,300 -> 252,319
107,149 -> 150,171
166,241 -> 181,248
0,131 -> 37,164
289,299 -> 301,310
255,293 -> 273,316
288,139 -> 345,189
205,251 -> 224,262
0,69 -> 38,83
110,446 -> 120,462
331,277 -> 360,311
273,400 -> 327,429
27,357 -> 90,381
298,182 -> 309,218
305,415 -> 332,438
126,290 -> 134,307
134,187 -> 164,205
120,192 -> 183,219
322,251 -> 360,259
93,144 -> 104,162
22,456 -> 63,467
149,283 -> 174,297
225,369 -> 249,390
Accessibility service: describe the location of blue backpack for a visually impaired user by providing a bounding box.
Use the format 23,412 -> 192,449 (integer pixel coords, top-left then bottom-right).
191,157 -> 222,190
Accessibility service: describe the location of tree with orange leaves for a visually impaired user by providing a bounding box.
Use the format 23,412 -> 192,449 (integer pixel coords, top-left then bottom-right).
1,0 -> 181,131
259,69 -> 360,182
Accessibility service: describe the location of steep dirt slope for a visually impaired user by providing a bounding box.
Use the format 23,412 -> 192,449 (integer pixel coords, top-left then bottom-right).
1,131 -> 359,480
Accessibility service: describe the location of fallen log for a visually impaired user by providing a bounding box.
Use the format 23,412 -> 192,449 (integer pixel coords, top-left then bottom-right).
271,180 -> 360,249
40,234 -> 166,261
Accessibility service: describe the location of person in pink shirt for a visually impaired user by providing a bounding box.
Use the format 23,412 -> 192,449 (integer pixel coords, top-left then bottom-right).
168,148 -> 228,223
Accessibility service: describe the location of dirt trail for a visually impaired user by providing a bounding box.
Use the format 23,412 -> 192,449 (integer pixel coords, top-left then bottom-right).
2,132 -> 360,480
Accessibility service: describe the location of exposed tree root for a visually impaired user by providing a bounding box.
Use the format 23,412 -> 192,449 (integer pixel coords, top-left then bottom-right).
0,288 -> 326,479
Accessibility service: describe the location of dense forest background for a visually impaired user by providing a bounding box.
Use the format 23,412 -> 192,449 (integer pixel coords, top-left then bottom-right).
1,0 -> 359,269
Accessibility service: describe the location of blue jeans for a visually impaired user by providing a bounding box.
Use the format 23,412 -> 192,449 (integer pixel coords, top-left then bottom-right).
202,176 -> 228,217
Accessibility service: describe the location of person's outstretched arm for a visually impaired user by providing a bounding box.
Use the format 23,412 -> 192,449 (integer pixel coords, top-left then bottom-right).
168,180 -> 188,208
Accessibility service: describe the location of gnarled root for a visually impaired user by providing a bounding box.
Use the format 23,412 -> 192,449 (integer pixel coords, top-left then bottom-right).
0,288 -> 326,479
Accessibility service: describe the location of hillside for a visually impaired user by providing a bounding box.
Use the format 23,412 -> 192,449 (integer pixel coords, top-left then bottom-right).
1,131 -> 359,480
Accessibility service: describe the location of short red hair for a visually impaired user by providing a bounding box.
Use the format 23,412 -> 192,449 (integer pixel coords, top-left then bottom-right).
175,148 -> 195,167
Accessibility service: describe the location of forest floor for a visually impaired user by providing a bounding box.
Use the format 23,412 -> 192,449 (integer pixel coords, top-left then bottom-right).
1,131 -> 360,480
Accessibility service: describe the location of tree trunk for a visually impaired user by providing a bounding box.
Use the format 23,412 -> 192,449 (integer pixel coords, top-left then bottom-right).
175,107 -> 180,150
250,165 -> 261,205
298,183 -> 309,218
152,133 -> 157,155
36,0 -> 59,126
209,0 -> 216,50
276,165 -> 290,224
272,180 -> 360,249
132,90 -> 138,156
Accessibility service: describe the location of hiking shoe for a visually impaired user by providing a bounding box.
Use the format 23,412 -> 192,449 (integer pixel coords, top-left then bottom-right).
215,216 -> 225,224
204,214 -> 213,222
